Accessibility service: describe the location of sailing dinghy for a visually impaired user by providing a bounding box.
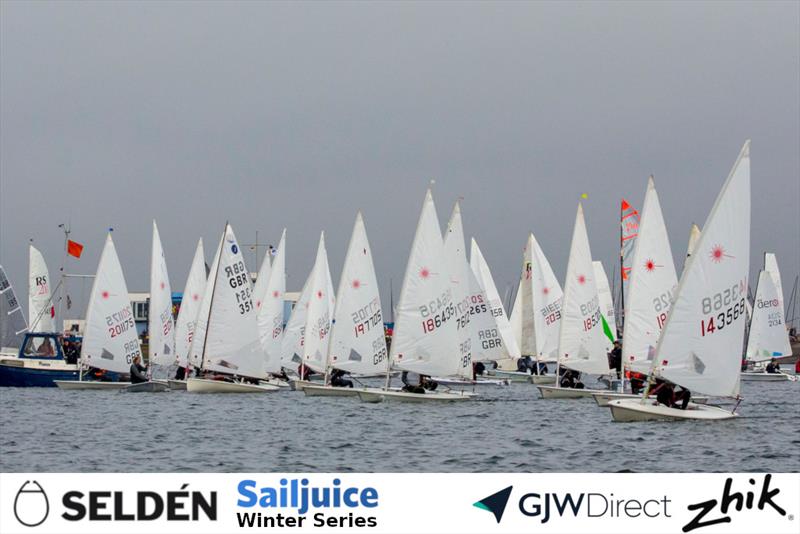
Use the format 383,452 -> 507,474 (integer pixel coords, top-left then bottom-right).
303,214 -> 389,397
740,254 -> 795,382
356,190 -> 473,402
55,233 -> 137,390
609,141 -> 751,421
537,203 -> 614,399
186,223 -> 279,393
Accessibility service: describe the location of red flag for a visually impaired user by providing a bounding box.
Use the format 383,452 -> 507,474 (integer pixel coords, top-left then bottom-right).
67,240 -> 84,258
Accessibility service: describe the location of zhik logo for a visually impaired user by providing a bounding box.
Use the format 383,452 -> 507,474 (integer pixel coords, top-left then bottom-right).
14,480 -> 50,527
473,486 -> 513,523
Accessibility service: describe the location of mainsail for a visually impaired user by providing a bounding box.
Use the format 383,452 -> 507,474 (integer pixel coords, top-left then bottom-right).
258,229 -> 286,375
592,261 -> 617,341
745,262 -> 792,362
390,189 -> 460,377
28,245 -> 55,332
175,239 -> 206,368
623,177 -> 679,374
80,234 -> 141,374
148,221 -> 175,366
557,204 -> 612,375
0,265 -> 28,350
654,141 -> 751,397
302,232 -> 336,374
329,213 -> 388,375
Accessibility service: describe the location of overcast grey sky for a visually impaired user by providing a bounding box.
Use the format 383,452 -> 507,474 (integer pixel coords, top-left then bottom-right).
1,1 -> 798,318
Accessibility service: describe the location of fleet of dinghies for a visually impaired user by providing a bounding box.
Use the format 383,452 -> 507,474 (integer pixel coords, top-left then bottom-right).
2,140 -> 798,420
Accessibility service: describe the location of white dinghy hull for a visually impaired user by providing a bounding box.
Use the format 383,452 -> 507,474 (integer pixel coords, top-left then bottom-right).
608,399 -> 738,422
168,379 -> 187,390
124,381 -> 170,393
357,387 -> 473,403
740,372 -> 791,382
302,384 -> 361,397
54,381 -> 131,391
489,369 -> 531,383
592,391 -> 710,407
186,378 -> 279,393
536,385 -> 608,399
432,376 -> 509,387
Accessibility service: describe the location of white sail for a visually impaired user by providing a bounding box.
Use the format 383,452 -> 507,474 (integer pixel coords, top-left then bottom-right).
281,274 -> 310,370
557,204 -> 612,375
251,242 -> 273,321
0,265 -> 29,350
28,245 -> 55,332
654,141 -> 750,397
470,238 -> 521,360
258,229 -> 286,374
764,253 -> 784,309
194,224 -> 264,379
623,177 -> 679,374
745,269 -> 792,362
189,235 -> 221,368
592,261 -> 617,338
148,221 -> 175,366
302,232 -> 336,374
442,203 -> 475,377
390,189 -> 461,377
518,238 -> 537,355
529,233 -> 564,361
329,213 -> 388,375
80,234 -> 141,374
175,239 -> 206,367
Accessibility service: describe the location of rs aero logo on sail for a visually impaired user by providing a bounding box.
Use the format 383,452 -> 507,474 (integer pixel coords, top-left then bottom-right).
14,480 -> 50,527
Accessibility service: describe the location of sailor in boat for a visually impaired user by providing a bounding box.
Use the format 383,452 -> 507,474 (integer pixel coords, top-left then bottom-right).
649,379 -> 691,410
472,361 -> 486,379
765,358 -> 781,374
608,340 -> 622,379
516,355 -> 534,374
401,371 -> 426,394
628,370 -> 647,395
129,356 -> 148,384
536,361 -> 549,375
174,365 -> 188,380
330,369 -> 353,388
558,368 -> 584,389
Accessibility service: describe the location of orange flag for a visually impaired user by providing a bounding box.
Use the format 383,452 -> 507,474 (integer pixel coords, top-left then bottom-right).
67,240 -> 84,258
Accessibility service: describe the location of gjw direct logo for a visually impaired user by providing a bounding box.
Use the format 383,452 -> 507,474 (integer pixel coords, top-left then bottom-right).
11,480 -> 216,527
472,474 -> 790,532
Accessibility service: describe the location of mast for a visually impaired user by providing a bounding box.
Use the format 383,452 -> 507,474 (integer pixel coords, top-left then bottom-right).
619,199 -> 625,331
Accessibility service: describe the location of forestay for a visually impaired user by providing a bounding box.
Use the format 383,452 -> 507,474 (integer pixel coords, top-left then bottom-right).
175,239 -> 206,368
194,224 -> 264,379
442,203 -> 476,378
302,232 -> 335,374
0,265 -> 28,350
148,221 -> 175,366
390,189 -> 461,377
745,268 -> 792,362
654,141 -> 751,398
258,229 -> 286,375
28,245 -> 55,332
329,213 -> 388,375
557,204 -> 612,375
470,238 -> 521,360
81,234 -> 141,374
623,177 -> 679,374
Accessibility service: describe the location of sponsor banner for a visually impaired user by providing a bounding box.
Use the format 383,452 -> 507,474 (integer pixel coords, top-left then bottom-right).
1,473 -> 797,534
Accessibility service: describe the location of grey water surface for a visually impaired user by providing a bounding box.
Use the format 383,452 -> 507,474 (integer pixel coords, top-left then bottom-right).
1,379 -> 798,472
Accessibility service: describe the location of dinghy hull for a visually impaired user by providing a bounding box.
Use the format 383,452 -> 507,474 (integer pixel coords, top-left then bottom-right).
536,385 -> 607,399
489,369 -> 531,383
167,379 -> 187,390
740,372 -> 791,382
302,384 -> 361,397
608,399 -> 738,422
592,392 -> 710,407
186,378 -> 280,393
124,381 -> 170,393
357,387 -> 473,403
54,380 -> 131,390
432,377 -> 509,387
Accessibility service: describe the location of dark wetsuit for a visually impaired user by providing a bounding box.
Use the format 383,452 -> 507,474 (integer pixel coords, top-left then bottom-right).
130,362 -> 148,384
330,369 -> 353,388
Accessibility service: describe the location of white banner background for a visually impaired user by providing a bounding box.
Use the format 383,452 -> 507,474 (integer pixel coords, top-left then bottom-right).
1,473 -> 797,534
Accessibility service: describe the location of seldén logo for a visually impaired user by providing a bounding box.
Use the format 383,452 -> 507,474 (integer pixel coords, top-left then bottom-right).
473,486 -> 513,523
